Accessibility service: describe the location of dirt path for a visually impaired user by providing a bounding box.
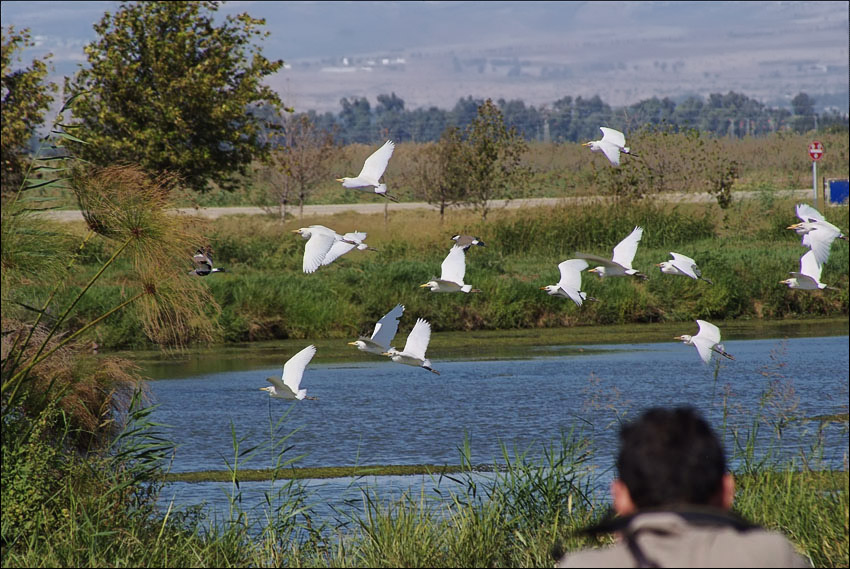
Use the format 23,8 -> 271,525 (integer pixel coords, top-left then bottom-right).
35,190 -> 814,222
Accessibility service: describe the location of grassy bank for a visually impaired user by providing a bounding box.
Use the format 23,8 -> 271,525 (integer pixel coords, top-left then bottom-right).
34,195 -> 849,350
3,419 -> 847,568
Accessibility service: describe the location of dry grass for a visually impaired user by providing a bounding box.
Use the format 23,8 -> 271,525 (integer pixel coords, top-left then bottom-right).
1,319 -> 145,448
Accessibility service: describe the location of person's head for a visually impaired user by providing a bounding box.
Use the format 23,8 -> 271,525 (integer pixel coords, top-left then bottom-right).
611,406 -> 735,516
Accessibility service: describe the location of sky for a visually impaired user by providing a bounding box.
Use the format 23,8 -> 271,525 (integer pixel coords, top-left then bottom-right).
2,1 -> 848,113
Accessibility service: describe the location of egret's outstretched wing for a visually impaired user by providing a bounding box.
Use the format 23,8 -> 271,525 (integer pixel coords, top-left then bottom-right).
322,231 -> 366,266
344,231 -> 368,243
370,304 -> 405,349
803,225 -> 839,266
402,318 -> 431,359
573,252 -> 620,269
796,203 -> 825,223
598,142 -> 621,166
282,345 -> 317,393
798,250 -> 823,282
691,337 -> 715,364
358,140 -> 395,182
611,226 -> 643,269
322,240 -> 355,266
600,127 -> 626,148
303,232 -> 337,273
557,259 -> 588,292
562,287 -> 587,307
695,320 -> 721,345
440,245 -> 467,284
670,252 -> 699,279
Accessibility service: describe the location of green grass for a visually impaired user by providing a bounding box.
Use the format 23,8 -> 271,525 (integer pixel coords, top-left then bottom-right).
47,197 -> 849,350
3,388 -> 847,568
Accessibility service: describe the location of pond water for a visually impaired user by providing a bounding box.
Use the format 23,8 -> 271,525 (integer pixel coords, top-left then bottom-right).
143,326 -> 849,526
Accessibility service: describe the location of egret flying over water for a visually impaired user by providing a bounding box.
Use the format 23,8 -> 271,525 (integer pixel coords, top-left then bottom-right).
656,252 -> 712,284
383,318 -> 439,375
349,303 -> 405,355
576,226 -> 648,280
260,345 -> 318,400
787,203 -> 848,265
780,249 -> 834,291
336,140 -> 398,201
540,259 -> 595,307
583,127 -> 636,166
675,320 -> 734,364
292,225 -> 357,273
189,246 -> 225,276
321,231 -> 376,266
451,234 -> 487,250
420,245 -> 481,293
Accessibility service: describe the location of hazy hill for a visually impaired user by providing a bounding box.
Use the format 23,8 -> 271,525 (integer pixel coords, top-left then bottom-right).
3,1 -> 848,114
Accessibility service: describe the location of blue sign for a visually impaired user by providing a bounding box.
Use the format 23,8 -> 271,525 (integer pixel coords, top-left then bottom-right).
828,179 -> 849,205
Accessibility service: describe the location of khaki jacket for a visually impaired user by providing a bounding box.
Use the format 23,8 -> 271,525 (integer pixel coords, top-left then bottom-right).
557,512 -> 811,568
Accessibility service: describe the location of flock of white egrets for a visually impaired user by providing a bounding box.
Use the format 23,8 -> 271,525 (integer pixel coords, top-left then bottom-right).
226,128 -> 845,401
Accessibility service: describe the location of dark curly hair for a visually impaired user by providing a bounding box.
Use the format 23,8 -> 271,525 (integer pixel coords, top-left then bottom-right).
616,407 -> 727,509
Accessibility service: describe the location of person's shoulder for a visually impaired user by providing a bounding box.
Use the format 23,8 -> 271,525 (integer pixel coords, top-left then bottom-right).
556,524 -> 811,568
712,526 -> 811,568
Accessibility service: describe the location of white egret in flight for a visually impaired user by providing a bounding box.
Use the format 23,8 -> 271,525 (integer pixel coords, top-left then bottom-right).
583,127 -> 636,166
321,231 -> 376,267
540,259 -> 595,307
189,246 -> 225,276
576,226 -> 648,280
383,318 -> 439,375
451,234 -> 487,250
675,320 -> 734,364
780,249 -> 835,291
420,245 -> 481,293
787,203 -> 848,265
349,303 -> 405,355
336,140 -> 398,201
260,345 -> 318,400
292,225 -> 357,273
656,252 -> 712,284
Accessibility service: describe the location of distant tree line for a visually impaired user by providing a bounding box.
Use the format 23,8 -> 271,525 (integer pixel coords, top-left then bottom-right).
3,0 -> 847,198
258,90 -> 848,146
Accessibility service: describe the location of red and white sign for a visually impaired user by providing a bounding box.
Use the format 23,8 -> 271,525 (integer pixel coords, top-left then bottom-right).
808,141 -> 824,161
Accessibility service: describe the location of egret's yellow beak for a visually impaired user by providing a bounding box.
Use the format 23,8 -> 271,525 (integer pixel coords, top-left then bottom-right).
336,178 -> 344,182
582,142 -> 591,147
347,341 -> 357,346
674,336 -> 684,340
381,352 -> 390,356
419,283 -> 430,288
291,229 -> 301,233
539,286 -> 548,290
786,223 -> 801,229
655,263 -> 663,267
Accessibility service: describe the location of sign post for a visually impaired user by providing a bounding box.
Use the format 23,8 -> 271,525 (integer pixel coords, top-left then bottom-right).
808,141 -> 824,206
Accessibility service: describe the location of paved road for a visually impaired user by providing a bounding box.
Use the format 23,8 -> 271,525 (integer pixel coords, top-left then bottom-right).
36,190 -> 814,222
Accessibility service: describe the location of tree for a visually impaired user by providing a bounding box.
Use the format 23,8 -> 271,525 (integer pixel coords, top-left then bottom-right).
64,1 -> 284,193
791,92 -> 816,133
404,128 -> 468,222
338,96 -> 373,144
264,113 -> 336,219
375,92 -> 407,141
1,26 -> 56,195
460,99 -> 530,220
